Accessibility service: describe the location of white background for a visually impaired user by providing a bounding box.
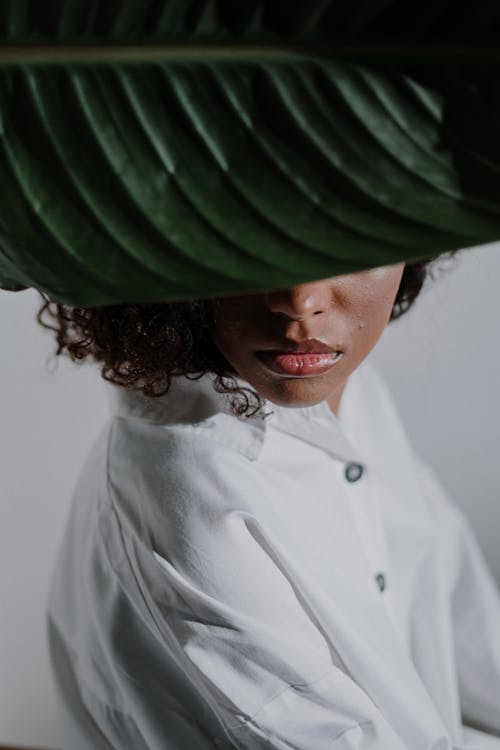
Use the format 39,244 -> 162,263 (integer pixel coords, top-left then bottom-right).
1,242 -> 499,749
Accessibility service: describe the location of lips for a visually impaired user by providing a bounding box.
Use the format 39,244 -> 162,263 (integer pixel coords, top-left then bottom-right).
255,339 -> 344,377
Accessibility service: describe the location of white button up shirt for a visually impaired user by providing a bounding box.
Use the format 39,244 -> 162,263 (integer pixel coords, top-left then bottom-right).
47,360 -> 500,749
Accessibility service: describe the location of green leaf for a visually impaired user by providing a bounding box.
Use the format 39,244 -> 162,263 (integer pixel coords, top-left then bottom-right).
0,1 -> 500,305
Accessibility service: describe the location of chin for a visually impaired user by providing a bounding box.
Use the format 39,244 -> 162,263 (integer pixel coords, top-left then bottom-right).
263,378 -> 333,409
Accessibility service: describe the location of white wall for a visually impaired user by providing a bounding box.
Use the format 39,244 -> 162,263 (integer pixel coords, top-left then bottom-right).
370,243 -> 500,580
0,291 -> 108,749
0,242 -> 499,748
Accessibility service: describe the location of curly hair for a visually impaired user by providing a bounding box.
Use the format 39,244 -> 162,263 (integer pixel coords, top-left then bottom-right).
36,258 -> 444,417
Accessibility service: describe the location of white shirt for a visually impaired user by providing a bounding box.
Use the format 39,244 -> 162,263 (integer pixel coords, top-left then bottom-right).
47,360 -> 500,749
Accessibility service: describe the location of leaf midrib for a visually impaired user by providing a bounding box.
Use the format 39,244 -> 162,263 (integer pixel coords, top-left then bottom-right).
0,42 -> 499,66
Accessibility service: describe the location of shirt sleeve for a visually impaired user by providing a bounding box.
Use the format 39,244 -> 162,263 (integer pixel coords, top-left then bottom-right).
415,458 -> 500,739
143,434 -> 409,749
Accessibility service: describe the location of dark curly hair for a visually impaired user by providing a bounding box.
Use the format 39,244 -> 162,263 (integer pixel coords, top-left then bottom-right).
36,258 -> 446,417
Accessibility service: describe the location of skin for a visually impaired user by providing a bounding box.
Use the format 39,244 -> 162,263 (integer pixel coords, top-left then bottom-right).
211,263 -> 405,416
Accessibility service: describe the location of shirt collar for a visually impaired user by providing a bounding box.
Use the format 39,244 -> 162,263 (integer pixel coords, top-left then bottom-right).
267,396 -> 362,464
104,369 -> 364,465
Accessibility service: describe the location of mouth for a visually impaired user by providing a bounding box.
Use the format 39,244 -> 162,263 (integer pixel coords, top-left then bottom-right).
255,339 -> 344,377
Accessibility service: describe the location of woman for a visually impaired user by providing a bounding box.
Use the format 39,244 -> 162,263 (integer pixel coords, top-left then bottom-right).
39,258 -> 500,749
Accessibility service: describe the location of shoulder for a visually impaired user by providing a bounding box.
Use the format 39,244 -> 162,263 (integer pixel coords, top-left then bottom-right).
108,411 -> 264,489
353,362 -> 462,521
339,359 -> 415,475
410,452 -> 468,530
106,413 -> 269,545
343,362 -> 465,528
341,359 -> 408,433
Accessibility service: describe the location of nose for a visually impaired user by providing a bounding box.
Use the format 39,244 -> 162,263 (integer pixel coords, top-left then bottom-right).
265,281 -> 331,320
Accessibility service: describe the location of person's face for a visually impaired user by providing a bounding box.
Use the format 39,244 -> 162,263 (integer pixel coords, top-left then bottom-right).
211,263 -> 405,414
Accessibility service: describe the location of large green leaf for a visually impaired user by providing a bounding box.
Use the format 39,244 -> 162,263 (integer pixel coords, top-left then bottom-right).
0,1 -> 499,305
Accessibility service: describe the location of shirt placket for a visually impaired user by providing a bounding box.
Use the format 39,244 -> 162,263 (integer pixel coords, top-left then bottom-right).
340,461 -> 404,643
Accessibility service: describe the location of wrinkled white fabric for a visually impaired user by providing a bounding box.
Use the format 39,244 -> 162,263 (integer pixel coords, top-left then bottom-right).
47,359 -> 500,749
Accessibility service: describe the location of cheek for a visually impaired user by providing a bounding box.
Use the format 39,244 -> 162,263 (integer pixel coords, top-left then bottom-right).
211,301 -> 255,360
351,271 -> 403,332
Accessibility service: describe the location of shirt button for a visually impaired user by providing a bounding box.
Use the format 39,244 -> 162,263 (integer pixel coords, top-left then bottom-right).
375,572 -> 386,593
344,462 -> 364,482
